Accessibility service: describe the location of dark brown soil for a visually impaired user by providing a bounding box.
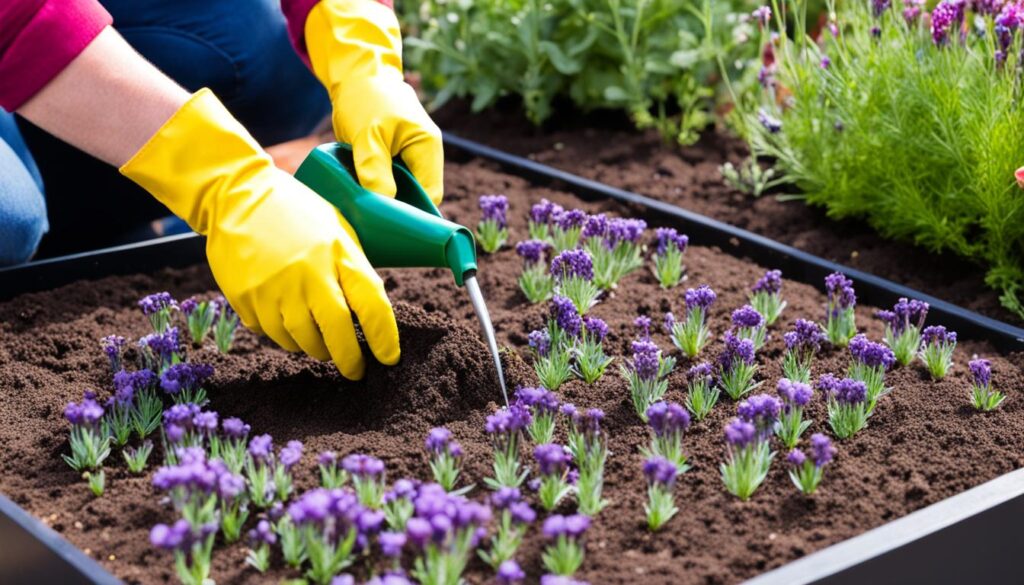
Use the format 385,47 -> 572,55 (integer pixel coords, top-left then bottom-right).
1,159 -> 1022,585
434,101 -> 1021,327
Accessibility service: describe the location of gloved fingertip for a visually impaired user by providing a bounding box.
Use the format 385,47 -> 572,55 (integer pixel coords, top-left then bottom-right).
359,166 -> 398,198
336,356 -> 366,381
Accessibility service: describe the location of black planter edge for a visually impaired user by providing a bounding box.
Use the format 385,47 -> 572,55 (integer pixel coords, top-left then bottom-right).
442,132 -> 1024,352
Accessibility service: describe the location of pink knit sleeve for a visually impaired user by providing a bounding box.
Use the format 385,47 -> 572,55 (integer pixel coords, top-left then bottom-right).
0,0 -> 113,111
280,0 -> 395,66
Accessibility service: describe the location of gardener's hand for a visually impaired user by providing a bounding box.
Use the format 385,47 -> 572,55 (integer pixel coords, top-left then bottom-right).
120,89 -> 399,380
305,0 -> 444,205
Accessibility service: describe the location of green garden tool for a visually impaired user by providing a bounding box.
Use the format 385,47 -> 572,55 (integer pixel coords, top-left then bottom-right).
294,143 -> 507,405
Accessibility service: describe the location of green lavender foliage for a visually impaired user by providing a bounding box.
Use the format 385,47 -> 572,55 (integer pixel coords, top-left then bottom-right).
402,0 -> 759,144
744,0 -> 1024,319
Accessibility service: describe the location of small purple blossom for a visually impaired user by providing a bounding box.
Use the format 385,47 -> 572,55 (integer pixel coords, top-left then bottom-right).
643,456 -> 678,488
903,0 -> 924,24
279,440 -> 304,470
551,295 -> 582,337
777,378 -> 813,408
685,285 -> 717,312
480,195 -> 509,228
786,449 -> 806,467
582,214 -> 609,239
221,417 -> 250,439
758,108 -> 782,134
931,0 -> 966,46
876,298 -> 929,335
379,531 -> 406,557
248,434 -> 274,463
819,375 -> 868,405
751,5 -> 772,26
531,199 -> 563,225
688,362 -> 713,383
101,335 -> 126,372
654,227 -> 688,256
516,387 -> 560,415
922,325 -> 957,345
554,209 -> 587,230
497,559 -> 526,584
343,454 -> 385,478
528,329 -> 552,357
550,249 -> 594,282
534,443 -> 572,476
737,394 -> 783,436
809,433 -> 836,467
825,272 -> 856,311
582,316 -> 608,341
159,362 -> 214,396
724,418 -> 757,448
516,240 -> 549,265
65,393 -> 105,427
752,270 -> 782,294
605,218 -> 647,247
646,401 -> 691,437
139,292 -> 176,315
849,334 -> 896,369
785,319 -> 825,353
542,514 -> 590,539
718,332 -> 756,372
634,315 -> 652,338
732,305 -> 765,329
631,339 -> 661,382
970,358 -> 992,388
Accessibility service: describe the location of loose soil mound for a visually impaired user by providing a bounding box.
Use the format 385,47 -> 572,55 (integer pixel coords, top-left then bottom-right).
0,159 -> 1021,584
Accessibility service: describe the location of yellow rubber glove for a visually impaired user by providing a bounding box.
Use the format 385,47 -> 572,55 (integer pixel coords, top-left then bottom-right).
306,0 -> 444,205
121,89 -> 399,380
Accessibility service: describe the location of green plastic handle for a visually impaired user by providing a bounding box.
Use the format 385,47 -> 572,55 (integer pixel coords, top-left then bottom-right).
294,143 -> 477,286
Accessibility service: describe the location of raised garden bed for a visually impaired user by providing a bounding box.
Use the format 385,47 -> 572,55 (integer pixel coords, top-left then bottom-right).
1,155 -> 1022,585
432,102 -> 1020,327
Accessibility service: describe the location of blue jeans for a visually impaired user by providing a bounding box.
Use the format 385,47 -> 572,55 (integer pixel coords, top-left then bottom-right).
1,0 -> 330,264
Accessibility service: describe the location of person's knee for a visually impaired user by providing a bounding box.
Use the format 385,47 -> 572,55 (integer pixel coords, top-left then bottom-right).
0,161 -> 48,266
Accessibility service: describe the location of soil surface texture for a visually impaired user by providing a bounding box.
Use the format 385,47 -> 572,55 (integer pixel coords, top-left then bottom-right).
1,159 -> 1023,585
434,101 -> 1021,327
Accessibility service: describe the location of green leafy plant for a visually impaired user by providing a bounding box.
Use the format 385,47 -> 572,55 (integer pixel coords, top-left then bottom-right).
742,0 -> 1024,320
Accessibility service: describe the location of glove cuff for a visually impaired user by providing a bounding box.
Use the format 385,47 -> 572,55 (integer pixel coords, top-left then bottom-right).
305,0 -> 404,97
119,88 -> 272,234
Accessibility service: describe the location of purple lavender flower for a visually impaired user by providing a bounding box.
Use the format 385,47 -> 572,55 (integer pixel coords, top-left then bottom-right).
605,218 -> 647,248
751,5 -> 771,26
826,273 -> 856,312
343,454 -> 385,478
531,199 -> 563,225
551,249 -> 594,282
425,428 -> 454,454
248,434 -> 274,463
582,316 -> 608,341
872,0 -> 891,17
831,377 -> 868,405
724,418 -> 757,448
534,443 -> 571,476
922,325 -> 957,345
582,214 -> 609,239
634,315 -> 652,338
786,449 -> 806,467
970,358 -> 992,388
139,292 -> 176,316
777,378 -> 813,408
752,270 -> 782,294
732,305 -> 765,329
248,519 -> 277,546
497,559 -> 526,584
737,394 -> 783,437
140,327 -> 181,368
904,0 -> 924,23
159,363 -> 214,396
542,514 -> 590,539
932,0 -> 966,45
718,331 -> 756,371
550,295 -> 582,337
528,329 -> 552,357
516,387 -> 560,415
150,518 -> 193,551
646,401 -> 691,436
480,195 -> 509,228
685,285 -> 717,312
876,298 -> 929,335
654,228 -> 688,256
785,319 -> 825,354
486,405 -> 533,436
849,334 -> 896,370
643,456 -> 678,488
758,108 -> 782,134
222,417 -> 250,439
192,410 -> 218,435
820,55 -> 832,69
379,531 -> 406,557
554,209 -> 587,230
516,240 -> 549,265
101,335 -> 126,373
809,433 -> 836,467
65,393 -> 105,427
688,362 -> 713,383
279,440 -> 304,470
631,339 -> 661,382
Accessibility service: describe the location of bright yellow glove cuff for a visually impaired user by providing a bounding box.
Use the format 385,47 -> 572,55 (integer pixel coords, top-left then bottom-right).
306,0 -> 444,205
119,89 -> 400,380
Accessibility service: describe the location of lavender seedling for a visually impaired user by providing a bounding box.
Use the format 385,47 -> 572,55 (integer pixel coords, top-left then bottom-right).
484,405 -> 532,490
551,249 -> 600,314
717,332 -> 761,400
139,292 -> 177,333
114,369 -> 162,440
529,199 -> 562,242
516,387 -> 560,445
378,530 -> 407,572
383,479 -> 417,530
920,326 -> 957,380
564,408 -> 608,516
344,453 -> 386,508
749,270 -> 787,326
775,378 -> 814,449
550,208 -> 587,253
685,362 -> 720,421
848,334 -> 896,412
584,217 -> 647,289
122,440 -> 154,474
425,427 -> 469,494
245,520 -> 276,573
213,296 -> 239,353
824,272 -> 857,347
406,485 -> 491,585
150,519 -> 216,585
104,380 -> 136,447
497,560 -> 527,585
274,440 -> 304,502
516,240 -> 555,303
643,457 -> 679,531
782,319 -> 825,384
969,358 -> 1005,411
479,488 -> 536,568
721,395 -> 781,500
63,392 -> 111,496
787,434 -> 837,495
636,316 -> 677,376
621,338 -> 672,421
534,443 -> 574,511
180,297 -> 217,346
210,416 -> 250,474
876,298 -> 929,366
276,514 -> 306,569
316,451 -> 348,489
217,469 -> 249,543
244,433 -> 275,508
651,228 -> 688,288
667,285 -> 717,358
139,327 -> 182,373
820,374 -> 870,439
574,316 -> 613,384
160,362 -> 214,406
477,194 -> 510,253
101,335 -> 126,374
541,514 -> 589,576
731,305 -> 768,350
643,401 -> 691,475
287,488 -> 378,584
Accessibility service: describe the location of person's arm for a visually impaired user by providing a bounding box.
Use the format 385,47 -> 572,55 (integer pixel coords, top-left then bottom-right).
280,0 -> 444,205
